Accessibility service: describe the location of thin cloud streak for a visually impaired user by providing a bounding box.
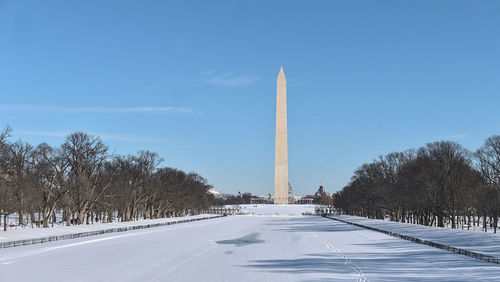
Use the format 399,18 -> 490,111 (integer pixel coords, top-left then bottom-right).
151,70 -> 259,88
0,105 -> 202,115
201,71 -> 259,87
443,134 -> 468,140
16,130 -> 182,144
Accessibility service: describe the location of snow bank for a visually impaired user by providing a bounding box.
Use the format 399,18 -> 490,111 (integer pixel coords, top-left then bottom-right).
233,204 -> 317,216
3,216 -> 499,281
328,215 -> 500,264
0,214 -> 222,249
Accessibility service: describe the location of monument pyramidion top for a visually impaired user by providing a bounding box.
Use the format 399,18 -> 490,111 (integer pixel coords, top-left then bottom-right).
278,66 -> 286,79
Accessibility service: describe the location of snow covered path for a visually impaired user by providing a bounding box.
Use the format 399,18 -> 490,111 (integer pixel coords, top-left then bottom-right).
331,215 -> 500,260
0,214 -> 221,244
1,216 -> 499,281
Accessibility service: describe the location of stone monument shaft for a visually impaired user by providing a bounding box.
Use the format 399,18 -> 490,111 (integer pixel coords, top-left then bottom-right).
274,67 -> 288,204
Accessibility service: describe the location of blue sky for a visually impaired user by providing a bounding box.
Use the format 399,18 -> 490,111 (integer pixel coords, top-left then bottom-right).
1,1 -> 499,196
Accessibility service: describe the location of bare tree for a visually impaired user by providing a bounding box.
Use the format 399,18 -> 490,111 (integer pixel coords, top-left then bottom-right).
33,143 -> 71,227
8,140 -> 34,226
335,141 -> 485,230
62,132 -> 114,224
476,135 -> 500,233
112,151 -> 162,221
0,126 -> 13,230
0,126 -> 215,231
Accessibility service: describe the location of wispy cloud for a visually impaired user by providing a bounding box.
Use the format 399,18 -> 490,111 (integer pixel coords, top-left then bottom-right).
443,134 -> 468,140
0,105 -> 201,115
200,70 -> 215,76
151,70 -> 260,88
16,130 -> 69,138
16,129 -> 181,144
201,70 -> 259,87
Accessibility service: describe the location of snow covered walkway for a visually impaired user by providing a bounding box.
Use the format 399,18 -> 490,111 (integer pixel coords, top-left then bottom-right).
328,215 -> 500,264
0,214 -> 222,248
1,215 -> 499,281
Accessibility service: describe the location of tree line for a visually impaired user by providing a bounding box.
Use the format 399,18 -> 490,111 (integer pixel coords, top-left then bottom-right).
0,126 -> 212,231
211,192 -> 255,206
334,137 -> 500,233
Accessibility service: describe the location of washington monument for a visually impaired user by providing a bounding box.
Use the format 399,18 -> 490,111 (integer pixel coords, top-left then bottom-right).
274,67 -> 289,204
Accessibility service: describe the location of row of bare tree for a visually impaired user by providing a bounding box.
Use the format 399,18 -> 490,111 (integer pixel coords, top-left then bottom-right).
0,127 -> 212,231
334,137 -> 500,233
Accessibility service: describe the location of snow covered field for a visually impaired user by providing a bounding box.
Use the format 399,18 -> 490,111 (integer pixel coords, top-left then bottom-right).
236,204 -> 316,215
0,214 -> 220,244
331,214 -> 500,260
1,212 -> 499,281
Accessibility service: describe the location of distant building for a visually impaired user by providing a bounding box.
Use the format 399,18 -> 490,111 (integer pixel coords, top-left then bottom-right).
250,196 -> 273,204
290,195 -> 314,204
316,185 -> 324,197
207,186 -> 222,199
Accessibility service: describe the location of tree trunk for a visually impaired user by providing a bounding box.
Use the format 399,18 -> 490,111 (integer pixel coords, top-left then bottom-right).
438,215 -> 445,227
29,211 -> 35,228
43,214 -> 50,228
37,210 -> 42,227
18,211 -> 24,226
77,211 -> 86,225
125,206 -> 131,221
494,216 -> 498,234
66,208 -> 71,226
62,208 -> 67,224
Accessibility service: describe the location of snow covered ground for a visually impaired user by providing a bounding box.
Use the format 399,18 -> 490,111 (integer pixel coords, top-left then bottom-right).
331,214 -> 500,260
0,214 -> 220,244
1,213 -> 499,281
236,204 -> 316,215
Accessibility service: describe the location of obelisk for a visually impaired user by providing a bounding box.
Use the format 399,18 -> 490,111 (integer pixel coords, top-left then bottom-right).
274,66 -> 289,204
